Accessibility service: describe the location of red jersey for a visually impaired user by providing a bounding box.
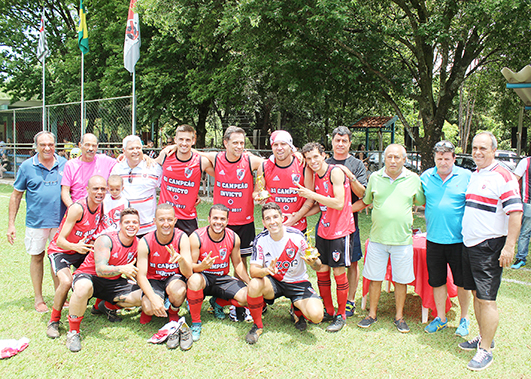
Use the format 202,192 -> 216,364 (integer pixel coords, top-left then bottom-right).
194,226 -> 236,276
263,158 -> 307,231
314,165 -> 355,239
75,231 -> 138,280
159,152 -> 202,220
213,152 -> 254,225
48,197 -> 103,255
143,228 -> 185,280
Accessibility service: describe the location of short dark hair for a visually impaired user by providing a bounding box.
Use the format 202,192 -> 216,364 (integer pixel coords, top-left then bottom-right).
209,203 -> 229,217
433,140 -> 455,157
223,126 -> 246,141
332,126 -> 352,141
261,202 -> 282,218
120,207 -> 139,222
301,142 -> 325,155
175,124 -> 196,136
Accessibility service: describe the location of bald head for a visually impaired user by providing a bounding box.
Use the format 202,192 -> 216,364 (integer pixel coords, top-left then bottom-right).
384,144 -> 407,179
87,175 -> 107,189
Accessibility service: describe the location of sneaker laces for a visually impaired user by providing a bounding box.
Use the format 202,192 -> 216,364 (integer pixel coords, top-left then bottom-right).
472,348 -> 490,362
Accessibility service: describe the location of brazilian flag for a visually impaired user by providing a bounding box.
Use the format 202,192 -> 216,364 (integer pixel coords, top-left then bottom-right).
77,0 -> 89,54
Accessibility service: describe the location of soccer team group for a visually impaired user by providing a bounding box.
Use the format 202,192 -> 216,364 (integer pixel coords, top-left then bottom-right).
7,125 -> 521,371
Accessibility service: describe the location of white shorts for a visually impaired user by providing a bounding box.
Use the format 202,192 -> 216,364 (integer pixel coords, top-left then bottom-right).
363,241 -> 414,284
24,227 -> 58,256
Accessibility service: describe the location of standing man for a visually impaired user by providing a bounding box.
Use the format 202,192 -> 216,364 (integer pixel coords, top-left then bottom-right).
136,204 -> 193,327
157,125 -> 214,235
46,175 -> 107,339
66,208 -> 143,352
512,155 -> 531,269
326,126 -> 367,317
61,133 -> 116,207
253,130 -> 313,232
354,144 -> 425,333
295,142 -> 355,333
245,203 -> 324,344
111,135 -> 162,237
202,126 -> 263,269
459,132 -> 522,371
7,131 -> 67,313
187,204 -> 250,341
421,141 -> 471,335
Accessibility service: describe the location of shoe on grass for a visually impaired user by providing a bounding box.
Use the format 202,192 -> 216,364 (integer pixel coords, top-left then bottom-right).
458,335 -> 495,351
357,316 -> 377,328
245,324 -> 263,344
326,315 -> 346,333
98,301 -> 122,322
166,328 -> 180,350
511,259 -> 526,269
467,348 -> 493,371
191,322 -> 202,342
46,321 -> 60,339
209,297 -> 225,320
179,323 -> 193,351
424,317 -> 447,334
321,312 -> 334,323
455,318 -> 470,337
294,314 -> 307,332
345,300 -> 356,318
394,318 -> 410,333
66,330 -> 81,352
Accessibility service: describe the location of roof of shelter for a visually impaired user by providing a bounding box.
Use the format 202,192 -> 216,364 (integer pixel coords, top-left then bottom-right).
350,116 -> 397,130
501,65 -> 531,106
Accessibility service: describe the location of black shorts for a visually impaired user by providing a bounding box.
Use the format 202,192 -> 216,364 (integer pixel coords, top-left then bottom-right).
266,276 -> 320,304
228,222 -> 256,257
49,252 -> 87,274
462,237 -> 505,301
426,241 -> 464,288
147,275 -> 185,299
350,228 -> 363,263
72,273 -> 136,304
202,273 -> 246,300
315,234 -> 352,268
175,219 -> 198,236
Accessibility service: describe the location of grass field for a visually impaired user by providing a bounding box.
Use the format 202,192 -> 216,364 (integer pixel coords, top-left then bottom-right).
0,182 -> 530,378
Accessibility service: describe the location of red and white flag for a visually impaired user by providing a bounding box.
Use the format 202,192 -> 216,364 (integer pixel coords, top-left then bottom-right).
124,0 -> 141,73
36,8 -> 50,63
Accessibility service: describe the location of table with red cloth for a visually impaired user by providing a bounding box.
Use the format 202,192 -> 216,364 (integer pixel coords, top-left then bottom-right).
361,234 -> 458,323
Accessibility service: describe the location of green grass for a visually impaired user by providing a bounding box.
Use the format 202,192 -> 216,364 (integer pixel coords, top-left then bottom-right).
0,183 -> 530,378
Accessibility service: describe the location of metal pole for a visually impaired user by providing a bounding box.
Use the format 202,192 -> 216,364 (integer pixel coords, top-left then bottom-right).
132,68 -> 136,135
517,106 -> 524,156
81,52 -> 85,136
42,55 -> 46,131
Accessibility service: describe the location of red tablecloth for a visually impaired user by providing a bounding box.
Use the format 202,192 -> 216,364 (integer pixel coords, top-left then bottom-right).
362,235 -> 458,317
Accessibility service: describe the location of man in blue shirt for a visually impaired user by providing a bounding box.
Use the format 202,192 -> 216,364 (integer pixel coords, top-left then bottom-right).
421,140 -> 471,336
7,131 -> 67,313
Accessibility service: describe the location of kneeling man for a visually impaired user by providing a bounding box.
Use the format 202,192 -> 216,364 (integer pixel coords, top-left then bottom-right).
187,204 -> 250,341
66,208 -> 143,352
245,203 -> 324,344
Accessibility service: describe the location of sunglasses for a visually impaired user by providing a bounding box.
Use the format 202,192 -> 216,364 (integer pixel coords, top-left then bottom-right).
433,141 -> 455,152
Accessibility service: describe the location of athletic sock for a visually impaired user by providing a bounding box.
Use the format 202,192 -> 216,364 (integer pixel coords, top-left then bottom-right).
335,272 -> 349,318
104,301 -> 120,310
187,289 -> 204,324
50,307 -> 62,323
94,298 -> 102,310
139,311 -> 152,324
293,305 -> 304,320
247,295 -> 264,329
167,306 -> 180,322
216,298 -> 241,307
68,315 -> 83,333
316,271 -> 334,316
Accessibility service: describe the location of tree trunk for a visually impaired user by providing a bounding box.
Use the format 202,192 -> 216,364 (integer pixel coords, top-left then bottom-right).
195,100 -> 211,148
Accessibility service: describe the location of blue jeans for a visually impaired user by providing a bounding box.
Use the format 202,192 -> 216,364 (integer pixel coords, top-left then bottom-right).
516,203 -> 531,262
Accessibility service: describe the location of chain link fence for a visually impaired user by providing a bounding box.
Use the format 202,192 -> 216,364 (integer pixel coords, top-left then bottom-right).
0,96 -> 132,177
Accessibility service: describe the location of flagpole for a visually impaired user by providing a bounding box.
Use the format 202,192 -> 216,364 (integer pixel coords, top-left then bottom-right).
42,55 -> 46,131
81,52 -> 85,136
132,68 -> 136,135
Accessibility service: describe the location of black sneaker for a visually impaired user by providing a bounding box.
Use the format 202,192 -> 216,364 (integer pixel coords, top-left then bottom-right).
179,323 -> 193,351
90,304 -> 103,315
66,331 -> 81,352
98,301 -> 122,322
46,321 -> 60,339
394,318 -> 410,333
322,312 -> 335,323
357,316 -> 378,328
326,315 -> 346,333
294,314 -> 307,331
166,329 -> 180,350
245,324 -> 263,344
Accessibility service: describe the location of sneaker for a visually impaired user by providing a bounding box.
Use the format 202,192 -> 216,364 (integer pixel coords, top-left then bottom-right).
209,297 -> 225,320
455,318 -> 470,337
46,321 -> 60,339
424,317 -> 447,334
294,314 -> 307,332
322,312 -> 335,323
179,323 -> 193,351
459,336 -> 495,351
166,329 -> 180,350
511,259 -> 526,269
66,331 -> 81,352
98,301 -> 122,323
147,319 -> 185,344
244,308 -> 253,323
394,318 -> 410,333
90,305 -> 103,315
345,300 -> 356,318
357,316 -> 377,328
245,324 -> 263,344
191,322 -> 202,342
229,306 -> 240,322
326,315 -> 346,333
467,348 -> 493,371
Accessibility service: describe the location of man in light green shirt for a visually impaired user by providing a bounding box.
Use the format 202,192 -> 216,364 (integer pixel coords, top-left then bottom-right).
353,144 -> 425,333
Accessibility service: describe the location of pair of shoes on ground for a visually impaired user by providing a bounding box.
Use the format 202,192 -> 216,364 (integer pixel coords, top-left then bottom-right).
166,323 -> 193,351
424,317 -> 470,336
460,336 -> 495,371
511,259 -> 526,269
357,316 -> 409,333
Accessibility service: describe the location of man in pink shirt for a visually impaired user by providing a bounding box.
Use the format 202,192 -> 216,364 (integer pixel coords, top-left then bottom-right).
61,134 -> 116,207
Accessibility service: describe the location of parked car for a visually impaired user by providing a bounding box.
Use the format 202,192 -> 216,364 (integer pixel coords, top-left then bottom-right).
405,153 -> 422,173
494,150 -> 518,171
455,154 -> 514,172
